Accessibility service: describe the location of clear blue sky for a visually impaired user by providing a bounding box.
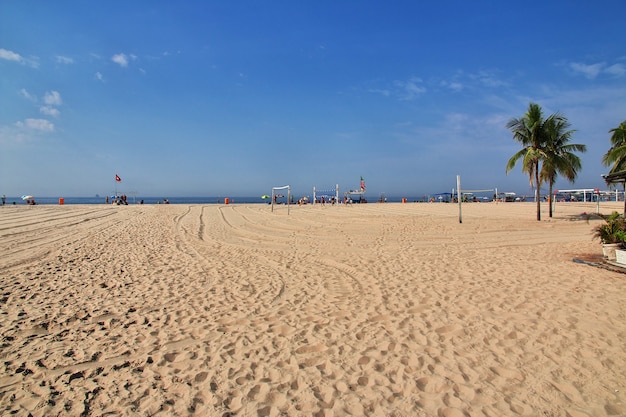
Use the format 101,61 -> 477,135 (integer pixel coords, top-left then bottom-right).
1,1 -> 625,198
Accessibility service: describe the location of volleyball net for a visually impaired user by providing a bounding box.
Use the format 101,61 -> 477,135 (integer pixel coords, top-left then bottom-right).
313,184 -> 339,204
271,185 -> 291,214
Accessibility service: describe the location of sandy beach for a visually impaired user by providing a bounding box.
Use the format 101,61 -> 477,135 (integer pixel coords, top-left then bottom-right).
1,201 -> 625,417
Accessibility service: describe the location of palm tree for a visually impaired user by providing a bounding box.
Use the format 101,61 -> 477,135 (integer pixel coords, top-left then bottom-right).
603,121 -> 626,171
602,120 -> 626,212
506,103 -> 548,221
540,114 -> 586,217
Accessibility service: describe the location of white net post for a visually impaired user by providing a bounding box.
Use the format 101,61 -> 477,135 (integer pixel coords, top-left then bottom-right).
271,185 -> 291,214
457,175 -> 462,224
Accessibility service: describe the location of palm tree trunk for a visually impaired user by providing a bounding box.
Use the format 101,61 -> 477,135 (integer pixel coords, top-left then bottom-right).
548,182 -> 554,218
535,165 -> 541,221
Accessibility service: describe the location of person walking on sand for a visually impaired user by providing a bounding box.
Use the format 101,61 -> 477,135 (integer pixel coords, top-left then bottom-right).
1,195 -> 5,206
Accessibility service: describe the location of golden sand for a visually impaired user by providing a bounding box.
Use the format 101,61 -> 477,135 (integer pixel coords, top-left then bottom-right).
1,202 -> 625,416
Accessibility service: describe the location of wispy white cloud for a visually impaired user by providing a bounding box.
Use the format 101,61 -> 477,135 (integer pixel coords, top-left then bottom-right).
20,88 -> 37,102
368,76 -> 427,100
112,53 -> 129,67
378,70 -> 505,101
40,106 -> 60,117
18,90 -> 62,117
394,77 -> 426,100
569,62 -> 604,79
43,90 -> 62,106
434,70 -> 508,94
0,48 -> 39,68
445,112 -> 469,128
392,110 -> 511,170
0,120 -> 56,144
56,55 -> 74,64
568,61 -> 625,79
605,63 -> 626,77
111,53 -> 137,67
16,118 -> 55,132
0,48 -> 22,62
441,80 -> 463,92
469,70 -> 507,88
95,72 -> 104,81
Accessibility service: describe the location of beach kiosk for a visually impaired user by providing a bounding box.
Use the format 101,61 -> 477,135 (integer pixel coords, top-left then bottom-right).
603,170 -> 626,214
344,176 -> 367,204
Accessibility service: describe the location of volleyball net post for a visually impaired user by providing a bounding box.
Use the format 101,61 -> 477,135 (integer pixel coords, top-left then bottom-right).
271,185 -> 291,215
457,175 -> 462,224
455,175 -> 497,223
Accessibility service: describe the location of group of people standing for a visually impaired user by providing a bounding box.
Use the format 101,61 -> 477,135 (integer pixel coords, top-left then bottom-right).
106,195 -> 128,205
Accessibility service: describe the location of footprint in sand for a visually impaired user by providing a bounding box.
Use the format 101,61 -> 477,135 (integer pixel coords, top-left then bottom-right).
489,366 -> 524,382
415,376 -> 447,393
295,344 -> 327,354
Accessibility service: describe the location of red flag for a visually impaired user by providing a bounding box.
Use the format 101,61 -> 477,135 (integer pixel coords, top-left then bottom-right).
115,174 -> 121,182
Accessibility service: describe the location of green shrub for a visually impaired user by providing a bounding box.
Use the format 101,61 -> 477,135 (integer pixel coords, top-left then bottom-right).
593,211 -> 626,244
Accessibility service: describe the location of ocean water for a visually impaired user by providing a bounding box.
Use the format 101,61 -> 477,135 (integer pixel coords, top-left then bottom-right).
1,195 -> 443,205
1,196 -> 269,205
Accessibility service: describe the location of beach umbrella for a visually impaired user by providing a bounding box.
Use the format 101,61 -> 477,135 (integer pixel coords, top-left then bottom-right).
21,195 -> 33,200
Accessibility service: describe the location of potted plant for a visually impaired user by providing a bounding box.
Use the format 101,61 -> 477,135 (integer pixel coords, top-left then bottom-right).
593,211 -> 626,261
616,245 -> 626,265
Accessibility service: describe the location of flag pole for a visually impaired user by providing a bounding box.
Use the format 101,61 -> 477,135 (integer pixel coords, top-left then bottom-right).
115,174 -> 121,199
